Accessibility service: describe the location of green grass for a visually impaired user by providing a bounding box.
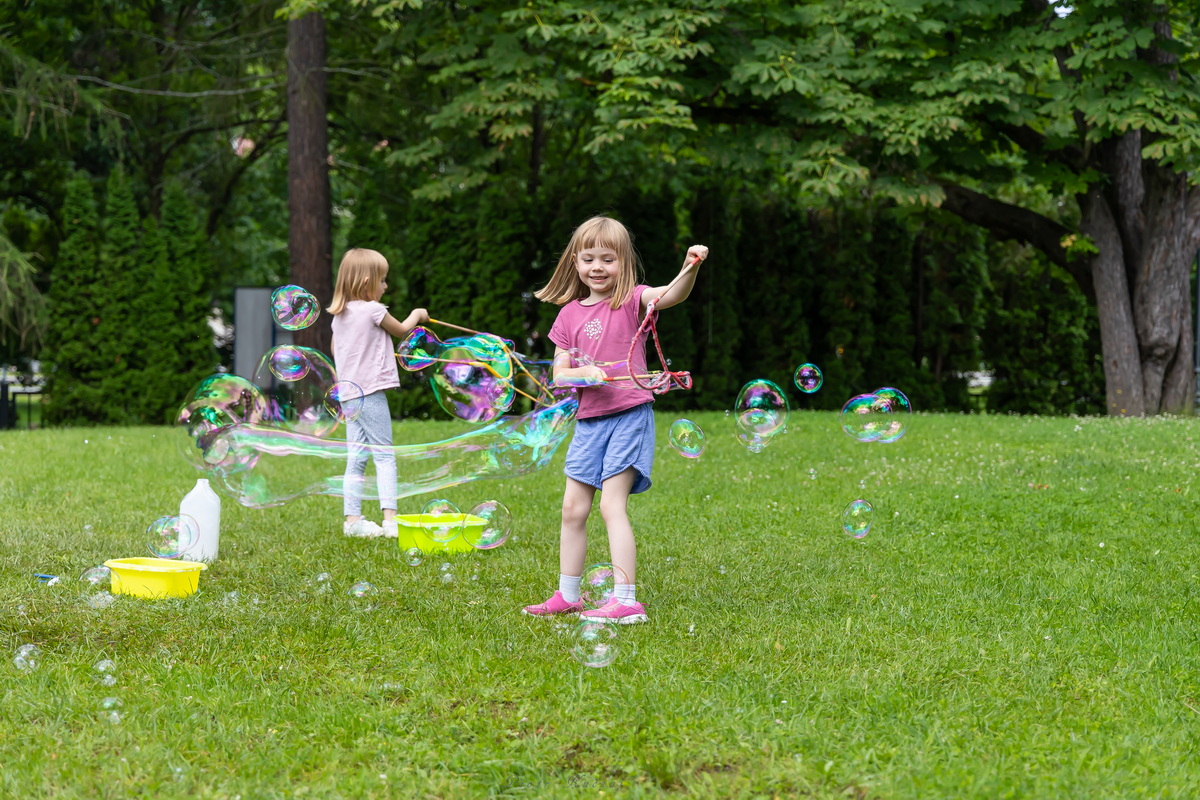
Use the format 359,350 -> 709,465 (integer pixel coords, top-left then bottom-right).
2,410 -> 1199,798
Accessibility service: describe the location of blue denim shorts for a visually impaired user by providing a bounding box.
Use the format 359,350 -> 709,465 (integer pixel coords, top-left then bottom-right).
564,403 -> 655,494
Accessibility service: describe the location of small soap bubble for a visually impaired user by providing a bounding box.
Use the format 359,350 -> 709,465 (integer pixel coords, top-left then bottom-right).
464,501 -> 512,549
80,566 -> 111,586
267,344 -> 310,381
324,381 -> 365,423
570,620 -> 619,668
440,572 -> 455,584
271,284 -> 320,331
420,499 -> 462,544
580,563 -> 628,610
872,386 -> 912,443
85,591 -> 116,610
313,572 -> 333,593
94,659 -> 116,675
843,499 -> 873,538
147,514 -> 200,559
13,644 -> 40,672
83,524 -> 94,534
348,581 -> 377,598
840,394 -> 889,443
668,419 -> 707,458
404,548 -> 424,567
793,363 -> 823,393
734,379 -> 789,438
101,696 -> 123,710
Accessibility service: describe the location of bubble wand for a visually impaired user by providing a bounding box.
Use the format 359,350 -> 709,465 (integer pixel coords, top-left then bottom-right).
624,254 -> 701,394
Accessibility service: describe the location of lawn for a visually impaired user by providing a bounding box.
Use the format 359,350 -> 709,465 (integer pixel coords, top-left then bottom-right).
1,410 -> 1199,798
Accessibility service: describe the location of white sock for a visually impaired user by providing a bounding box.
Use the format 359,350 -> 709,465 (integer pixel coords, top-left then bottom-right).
559,574 -> 582,603
615,584 -> 637,605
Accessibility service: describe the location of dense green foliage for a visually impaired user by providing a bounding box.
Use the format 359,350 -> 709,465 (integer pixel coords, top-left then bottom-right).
3,412 -> 1200,796
43,171 -> 217,424
8,0 -> 1196,421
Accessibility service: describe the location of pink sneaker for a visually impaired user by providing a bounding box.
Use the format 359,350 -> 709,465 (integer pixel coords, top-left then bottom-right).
579,597 -> 648,625
521,590 -> 583,617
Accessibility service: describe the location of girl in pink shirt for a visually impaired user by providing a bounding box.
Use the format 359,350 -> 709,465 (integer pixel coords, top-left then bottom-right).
523,216 -> 708,624
328,248 -> 429,539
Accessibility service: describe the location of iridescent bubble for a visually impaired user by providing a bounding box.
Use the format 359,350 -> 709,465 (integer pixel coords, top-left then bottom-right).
570,620 -> 619,668
271,284 -> 320,331
794,363 -> 823,393
430,334 -> 516,424
323,381 -> 365,424
840,393 -> 891,443
267,345 -> 310,382
13,644 -> 39,672
668,419 -> 706,458
203,392 -> 579,510
396,326 -> 441,371
175,374 -> 268,474
580,563 -> 629,610
735,430 -> 770,454
843,499 -> 873,539
873,387 -> 912,443
734,379 -> 789,438
80,566 -> 111,586
404,548 -> 424,567
464,500 -> 512,550
147,514 -> 200,559
348,581 -> 377,598
253,346 -> 341,438
420,498 -> 463,543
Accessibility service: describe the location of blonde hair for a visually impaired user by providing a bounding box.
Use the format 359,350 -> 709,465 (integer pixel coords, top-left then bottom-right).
534,216 -> 640,309
328,248 -> 389,315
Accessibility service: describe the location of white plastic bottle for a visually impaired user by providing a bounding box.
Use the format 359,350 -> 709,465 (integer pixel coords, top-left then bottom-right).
180,478 -> 221,562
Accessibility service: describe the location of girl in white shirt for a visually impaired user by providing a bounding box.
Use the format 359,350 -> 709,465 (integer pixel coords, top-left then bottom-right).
328,248 -> 429,538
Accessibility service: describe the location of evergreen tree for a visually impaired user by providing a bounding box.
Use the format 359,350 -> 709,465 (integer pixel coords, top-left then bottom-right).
128,215 -> 179,422
161,182 -> 219,411
44,172 -> 103,424
95,166 -> 140,422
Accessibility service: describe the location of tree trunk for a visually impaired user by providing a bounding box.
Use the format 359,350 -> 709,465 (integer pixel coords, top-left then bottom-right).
1132,166 -> 1193,413
1078,188 -> 1145,416
286,13 -> 332,354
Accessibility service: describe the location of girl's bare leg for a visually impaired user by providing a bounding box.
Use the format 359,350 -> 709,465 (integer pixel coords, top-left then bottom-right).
560,477 -> 596,577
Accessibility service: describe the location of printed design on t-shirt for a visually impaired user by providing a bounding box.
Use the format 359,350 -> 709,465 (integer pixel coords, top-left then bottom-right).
584,318 -> 603,340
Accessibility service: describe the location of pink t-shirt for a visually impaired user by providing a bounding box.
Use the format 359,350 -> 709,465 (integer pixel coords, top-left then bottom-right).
548,284 -> 654,419
330,300 -> 399,396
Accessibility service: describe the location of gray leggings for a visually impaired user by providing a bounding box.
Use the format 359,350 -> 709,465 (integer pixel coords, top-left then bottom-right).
343,390 -> 398,515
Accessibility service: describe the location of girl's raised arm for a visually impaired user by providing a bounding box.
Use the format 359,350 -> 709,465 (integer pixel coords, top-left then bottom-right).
641,245 -> 709,311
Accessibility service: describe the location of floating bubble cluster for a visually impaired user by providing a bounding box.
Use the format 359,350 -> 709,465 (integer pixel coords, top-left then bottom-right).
464,500 -> 512,550
843,499 -> 873,538
668,419 -> 707,458
147,514 -> 200,559
13,644 -> 39,672
194,394 -> 576,509
271,285 -> 320,331
397,327 -> 525,423
841,387 -> 912,443
734,379 -> 789,452
794,363 -> 823,393
253,346 -> 342,438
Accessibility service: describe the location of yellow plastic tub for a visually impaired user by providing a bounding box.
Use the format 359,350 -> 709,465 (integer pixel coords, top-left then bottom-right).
395,513 -> 484,554
103,557 -> 208,599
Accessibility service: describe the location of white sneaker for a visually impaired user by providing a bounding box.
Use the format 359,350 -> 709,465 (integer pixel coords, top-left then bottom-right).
381,520 -> 399,539
343,519 -> 386,538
